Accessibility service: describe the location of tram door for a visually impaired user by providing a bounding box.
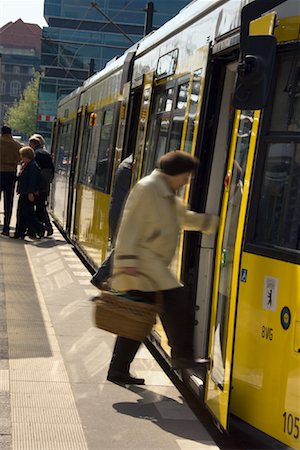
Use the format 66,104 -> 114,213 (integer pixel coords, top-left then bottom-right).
205,12 -> 278,429
66,106 -> 84,235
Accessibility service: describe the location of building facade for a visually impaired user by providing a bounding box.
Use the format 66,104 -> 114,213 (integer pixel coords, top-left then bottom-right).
0,20 -> 42,132
37,0 -> 191,142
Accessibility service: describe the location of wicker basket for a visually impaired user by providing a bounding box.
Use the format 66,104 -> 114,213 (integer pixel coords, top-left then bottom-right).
92,273 -> 162,341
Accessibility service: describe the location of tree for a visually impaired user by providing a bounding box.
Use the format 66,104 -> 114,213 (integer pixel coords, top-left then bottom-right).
5,72 -> 40,138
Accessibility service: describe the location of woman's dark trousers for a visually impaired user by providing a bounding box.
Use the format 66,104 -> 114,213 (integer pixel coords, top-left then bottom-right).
35,191 -> 53,232
15,194 -> 45,238
108,287 -> 194,374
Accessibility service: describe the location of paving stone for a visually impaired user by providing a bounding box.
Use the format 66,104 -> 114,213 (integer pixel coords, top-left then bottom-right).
0,360 -> 9,370
0,418 -> 11,434
0,403 -> 11,419
0,434 -> 11,450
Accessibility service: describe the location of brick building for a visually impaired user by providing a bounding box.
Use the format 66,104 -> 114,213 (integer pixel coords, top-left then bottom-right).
0,19 -> 42,134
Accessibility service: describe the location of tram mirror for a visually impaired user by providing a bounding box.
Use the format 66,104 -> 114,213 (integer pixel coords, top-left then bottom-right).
232,35 -> 277,110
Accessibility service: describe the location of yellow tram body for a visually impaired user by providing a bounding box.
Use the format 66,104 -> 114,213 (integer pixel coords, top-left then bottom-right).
50,1 -> 300,448
232,252 -> 300,445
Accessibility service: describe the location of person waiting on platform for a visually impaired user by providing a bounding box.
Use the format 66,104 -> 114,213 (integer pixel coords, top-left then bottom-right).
28,134 -> 54,237
107,150 -> 219,385
0,125 -> 22,236
91,154 -> 133,288
13,146 -> 46,240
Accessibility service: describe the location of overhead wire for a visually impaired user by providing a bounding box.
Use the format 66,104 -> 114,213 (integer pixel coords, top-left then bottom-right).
62,0 -> 140,79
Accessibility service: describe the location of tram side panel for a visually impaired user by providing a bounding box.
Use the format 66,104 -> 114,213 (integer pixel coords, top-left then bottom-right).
231,43 -> 300,449
72,70 -> 123,265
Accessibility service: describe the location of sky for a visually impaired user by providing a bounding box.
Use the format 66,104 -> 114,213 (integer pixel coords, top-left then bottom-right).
0,0 -> 48,28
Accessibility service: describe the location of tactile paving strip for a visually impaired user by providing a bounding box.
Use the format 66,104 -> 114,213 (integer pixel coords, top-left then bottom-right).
1,238 -> 88,450
0,370 -> 9,391
13,423 -> 88,450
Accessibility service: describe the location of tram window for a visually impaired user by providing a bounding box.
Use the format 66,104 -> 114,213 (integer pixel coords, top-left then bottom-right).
156,118 -> 170,159
190,69 -> 202,114
169,115 -> 184,151
153,88 -> 174,113
56,123 -> 74,174
95,109 -> 113,191
142,118 -> 157,175
81,118 -> 101,186
176,82 -> 190,110
184,69 -> 202,152
254,142 -> 300,251
271,54 -> 300,132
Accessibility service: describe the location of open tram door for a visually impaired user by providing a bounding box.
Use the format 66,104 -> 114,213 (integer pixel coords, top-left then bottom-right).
205,0 -> 284,431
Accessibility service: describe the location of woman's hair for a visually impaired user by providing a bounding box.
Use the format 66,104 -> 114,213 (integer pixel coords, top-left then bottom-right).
29,133 -> 45,146
158,150 -> 199,176
19,146 -> 35,160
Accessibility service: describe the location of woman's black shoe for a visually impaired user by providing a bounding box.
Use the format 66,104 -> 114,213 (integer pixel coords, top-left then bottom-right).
171,357 -> 210,370
46,227 -> 54,237
107,370 -> 145,385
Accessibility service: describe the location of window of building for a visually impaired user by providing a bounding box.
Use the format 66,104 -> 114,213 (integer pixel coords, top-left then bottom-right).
13,66 -> 20,74
10,80 -> 21,97
0,80 -> 5,95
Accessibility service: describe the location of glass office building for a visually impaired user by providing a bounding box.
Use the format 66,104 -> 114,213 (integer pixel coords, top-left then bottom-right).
37,0 -> 191,142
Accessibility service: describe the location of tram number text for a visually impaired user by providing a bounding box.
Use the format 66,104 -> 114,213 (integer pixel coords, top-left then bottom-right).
261,325 -> 273,340
283,412 -> 300,439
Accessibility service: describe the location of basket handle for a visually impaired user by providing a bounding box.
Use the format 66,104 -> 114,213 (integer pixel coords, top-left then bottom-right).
108,271 -> 163,308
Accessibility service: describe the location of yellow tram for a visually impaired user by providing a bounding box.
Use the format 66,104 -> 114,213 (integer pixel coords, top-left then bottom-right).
50,0 -> 300,448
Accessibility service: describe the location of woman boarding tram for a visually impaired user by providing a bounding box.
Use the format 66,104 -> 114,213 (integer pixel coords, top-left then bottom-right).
107,151 -> 219,384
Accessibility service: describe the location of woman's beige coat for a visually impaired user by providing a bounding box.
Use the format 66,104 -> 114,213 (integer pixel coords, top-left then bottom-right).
112,169 -> 218,292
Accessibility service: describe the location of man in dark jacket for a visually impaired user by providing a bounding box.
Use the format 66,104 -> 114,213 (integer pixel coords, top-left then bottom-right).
91,154 -> 133,287
0,125 -> 22,236
28,134 -> 54,236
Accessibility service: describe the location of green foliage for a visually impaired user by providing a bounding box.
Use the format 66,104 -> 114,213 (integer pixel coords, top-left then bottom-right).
5,72 -> 40,138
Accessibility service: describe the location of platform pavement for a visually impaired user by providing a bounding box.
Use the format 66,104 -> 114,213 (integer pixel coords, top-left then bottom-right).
0,215 -> 221,450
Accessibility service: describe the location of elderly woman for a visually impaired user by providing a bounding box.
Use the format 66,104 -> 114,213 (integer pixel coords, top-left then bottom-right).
13,146 -> 46,239
107,150 -> 219,385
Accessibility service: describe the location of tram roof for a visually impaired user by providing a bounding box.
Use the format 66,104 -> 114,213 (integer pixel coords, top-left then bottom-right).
82,50 -> 134,91
135,0 -> 239,56
58,85 -> 83,108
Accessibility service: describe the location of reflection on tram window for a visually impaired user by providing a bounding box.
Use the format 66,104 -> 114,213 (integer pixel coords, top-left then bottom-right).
153,88 -> 174,113
169,115 -> 184,151
271,54 -> 300,132
211,111 -> 254,389
81,116 -> 101,186
156,118 -> 170,159
95,109 -> 113,191
254,142 -> 300,251
56,123 -> 73,174
176,82 -> 190,110
189,68 -> 202,115
184,69 -> 202,152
